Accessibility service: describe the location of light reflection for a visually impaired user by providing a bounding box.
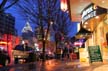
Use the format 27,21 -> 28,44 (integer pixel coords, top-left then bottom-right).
95,16 -> 99,19
45,60 -> 56,70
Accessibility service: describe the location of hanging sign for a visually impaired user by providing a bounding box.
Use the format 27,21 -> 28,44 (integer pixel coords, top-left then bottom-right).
81,3 -> 107,24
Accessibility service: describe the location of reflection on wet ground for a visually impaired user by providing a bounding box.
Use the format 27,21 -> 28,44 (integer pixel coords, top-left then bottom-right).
0,59 -> 89,71
0,59 -> 64,71
1,59 -> 108,71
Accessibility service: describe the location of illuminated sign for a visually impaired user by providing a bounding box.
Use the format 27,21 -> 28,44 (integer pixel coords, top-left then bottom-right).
82,6 -> 95,18
74,42 -> 82,46
81,3 -> 107,24
81,4 -> 96,23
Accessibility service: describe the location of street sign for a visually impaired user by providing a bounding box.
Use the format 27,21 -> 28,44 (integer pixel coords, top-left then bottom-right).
88,46 -> 103,63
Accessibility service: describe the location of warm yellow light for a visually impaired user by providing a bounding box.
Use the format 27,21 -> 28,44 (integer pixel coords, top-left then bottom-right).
77,23 -> 80,32
85,22 -> 88,25
95,16 -> 99,19
88,28 -> 91,31
84,25 -> 87,28
102,1 -> 105,3
0,41 -> 8,45
60,0 -> 68,11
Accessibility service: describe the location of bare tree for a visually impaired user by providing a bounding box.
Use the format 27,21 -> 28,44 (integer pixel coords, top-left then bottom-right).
52,10 -> 72,50
15,0 -> 60,61
54,10 -> 71,36
15,0 -> 73,60
0,0 -> 19,13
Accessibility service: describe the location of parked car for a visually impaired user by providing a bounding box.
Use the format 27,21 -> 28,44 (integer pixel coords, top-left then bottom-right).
13,44 -> 35,64
0,47 -> 10,67
13,50 -> 29,64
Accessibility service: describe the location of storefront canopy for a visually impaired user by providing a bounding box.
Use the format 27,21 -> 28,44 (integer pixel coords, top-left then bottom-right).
75,27 -> 92,39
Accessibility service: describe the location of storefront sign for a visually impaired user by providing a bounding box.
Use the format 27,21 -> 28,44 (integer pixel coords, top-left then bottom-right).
82,6 -> 96,23
88,46 -> 103,63
81,3 -> 107,24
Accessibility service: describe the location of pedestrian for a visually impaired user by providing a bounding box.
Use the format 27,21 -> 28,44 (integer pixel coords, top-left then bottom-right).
62,47 -> 68,61
69,52 -> 73,61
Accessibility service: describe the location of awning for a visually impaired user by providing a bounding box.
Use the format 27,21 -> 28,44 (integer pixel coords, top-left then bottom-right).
75,27 -> 92,39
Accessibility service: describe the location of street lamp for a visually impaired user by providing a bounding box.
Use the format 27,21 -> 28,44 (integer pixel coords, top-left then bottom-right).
34,43 -> 39,51
22,40 -> 25,44
60,0 -> 68,12
21,40 -> 26,51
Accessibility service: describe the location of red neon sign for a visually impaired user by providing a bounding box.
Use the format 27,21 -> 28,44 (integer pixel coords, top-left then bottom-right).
74,42 -> 83,46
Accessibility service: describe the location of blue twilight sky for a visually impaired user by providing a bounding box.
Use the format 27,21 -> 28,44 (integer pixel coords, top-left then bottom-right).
6,6 -> 35,36
4,2 -> 78,37
6,7 -> 78,37
0,1 -> 27,36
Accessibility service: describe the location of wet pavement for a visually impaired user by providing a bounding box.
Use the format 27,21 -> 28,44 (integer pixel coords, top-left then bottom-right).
0,59 -> 108,71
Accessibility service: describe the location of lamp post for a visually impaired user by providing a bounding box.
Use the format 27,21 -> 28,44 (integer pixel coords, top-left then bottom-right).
60,0 -> 68,12
21,40 -> 26,51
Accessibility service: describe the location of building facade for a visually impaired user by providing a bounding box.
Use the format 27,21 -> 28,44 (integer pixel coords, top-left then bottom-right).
0,12 -> 19,64
68,1 -> 108,65
0,12 -> 16,36
21,21 -> 34,46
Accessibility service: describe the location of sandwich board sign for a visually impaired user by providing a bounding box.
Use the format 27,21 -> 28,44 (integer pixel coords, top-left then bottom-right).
88,46 -> 103,63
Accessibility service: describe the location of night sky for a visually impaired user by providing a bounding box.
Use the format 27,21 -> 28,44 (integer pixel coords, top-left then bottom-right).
6,6 -> 35,36
0,1 -> 26,35
4,1 -> 78,37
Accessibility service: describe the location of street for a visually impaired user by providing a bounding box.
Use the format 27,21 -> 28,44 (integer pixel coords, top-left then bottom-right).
0,59 -> 108,71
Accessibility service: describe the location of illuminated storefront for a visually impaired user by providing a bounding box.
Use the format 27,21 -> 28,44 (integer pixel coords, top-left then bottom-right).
0,34 -> 20,64
81,3 -> 108,63
68,0 -> 108,64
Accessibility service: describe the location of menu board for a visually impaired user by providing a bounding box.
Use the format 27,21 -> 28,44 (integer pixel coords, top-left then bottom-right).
88,46 -> 103,63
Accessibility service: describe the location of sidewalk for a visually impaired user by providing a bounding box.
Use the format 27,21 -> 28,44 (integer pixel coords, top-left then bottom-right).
1,59 -> 108,71
90,62 -> 108,71
65,60 -> 108,71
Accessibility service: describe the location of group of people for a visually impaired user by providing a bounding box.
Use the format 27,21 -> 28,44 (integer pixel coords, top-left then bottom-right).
56,47 -> 77,61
